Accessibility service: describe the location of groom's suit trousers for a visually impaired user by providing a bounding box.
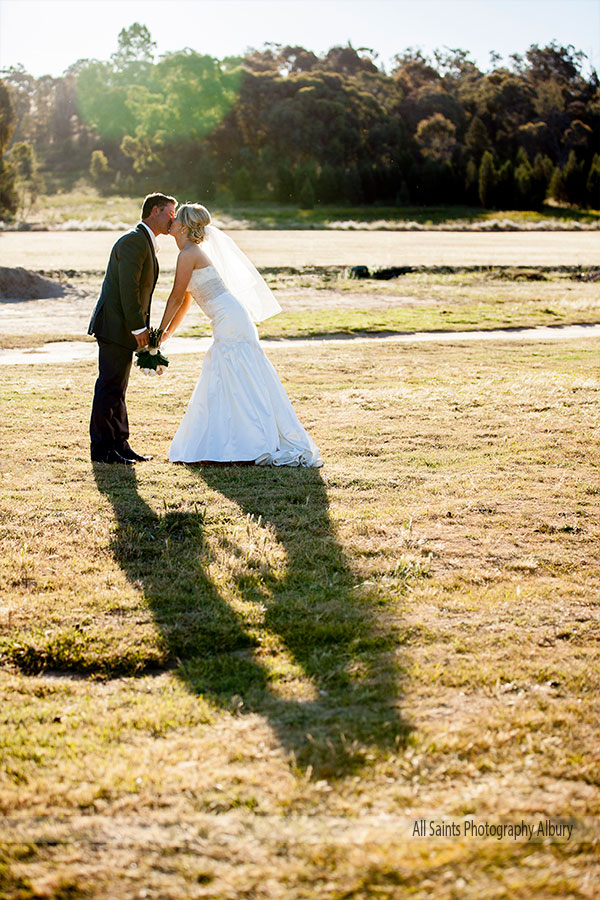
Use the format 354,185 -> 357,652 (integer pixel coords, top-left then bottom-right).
88,224 -> 158,456
89,338 -> 133,454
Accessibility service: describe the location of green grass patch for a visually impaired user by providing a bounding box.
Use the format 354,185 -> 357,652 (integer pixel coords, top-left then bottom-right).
191,302 -> 597,340
179,268 -> 600,339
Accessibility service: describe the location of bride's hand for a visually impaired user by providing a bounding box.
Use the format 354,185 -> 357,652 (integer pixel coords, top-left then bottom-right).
160,330 -> 171,345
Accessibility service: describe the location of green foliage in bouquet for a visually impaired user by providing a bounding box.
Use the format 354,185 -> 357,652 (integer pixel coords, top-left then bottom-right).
135,327 -> 169,376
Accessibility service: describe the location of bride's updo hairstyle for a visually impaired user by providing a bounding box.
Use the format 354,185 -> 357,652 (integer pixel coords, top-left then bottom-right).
177,203 -> 211,243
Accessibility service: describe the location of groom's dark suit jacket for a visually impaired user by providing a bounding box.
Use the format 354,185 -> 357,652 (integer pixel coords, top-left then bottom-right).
88,224 -> 159,349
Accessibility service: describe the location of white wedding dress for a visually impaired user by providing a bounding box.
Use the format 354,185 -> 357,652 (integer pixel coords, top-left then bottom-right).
169,265 -> 323,466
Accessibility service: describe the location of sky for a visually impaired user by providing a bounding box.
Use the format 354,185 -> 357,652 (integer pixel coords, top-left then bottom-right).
1,0 -> 599,78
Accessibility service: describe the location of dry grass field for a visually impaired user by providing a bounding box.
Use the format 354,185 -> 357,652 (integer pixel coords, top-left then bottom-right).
0,231 -> 599,898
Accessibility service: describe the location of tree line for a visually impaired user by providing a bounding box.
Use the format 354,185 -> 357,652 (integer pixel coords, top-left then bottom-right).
1,23 -> 599,216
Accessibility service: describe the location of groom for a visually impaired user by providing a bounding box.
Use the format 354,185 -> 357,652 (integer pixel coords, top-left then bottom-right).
88,192 -> 176,464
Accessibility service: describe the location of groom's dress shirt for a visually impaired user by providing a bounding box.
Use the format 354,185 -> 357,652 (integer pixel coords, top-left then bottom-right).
139,221 -> 158,254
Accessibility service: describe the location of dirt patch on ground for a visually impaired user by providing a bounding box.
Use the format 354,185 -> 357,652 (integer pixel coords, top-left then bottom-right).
0,266 -> 69,301
0,267 -> 95,335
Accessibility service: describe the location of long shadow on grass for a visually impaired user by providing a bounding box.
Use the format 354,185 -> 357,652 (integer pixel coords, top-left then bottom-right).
93,464 -> 255,673
186,465 -> 409,776
94,464 -> 409,777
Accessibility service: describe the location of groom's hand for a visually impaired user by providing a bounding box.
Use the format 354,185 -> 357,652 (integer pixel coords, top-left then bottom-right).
133,328 -> 150,349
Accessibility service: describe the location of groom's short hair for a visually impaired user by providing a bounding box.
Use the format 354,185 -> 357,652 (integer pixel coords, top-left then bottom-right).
141,193 -> 177,219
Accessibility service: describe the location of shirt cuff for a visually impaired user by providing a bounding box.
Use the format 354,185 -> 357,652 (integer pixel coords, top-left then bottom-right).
131,328 -> 147,335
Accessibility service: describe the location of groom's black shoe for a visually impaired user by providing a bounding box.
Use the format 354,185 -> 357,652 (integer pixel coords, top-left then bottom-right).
91,448 -> 135,465
120,448 -> 153,462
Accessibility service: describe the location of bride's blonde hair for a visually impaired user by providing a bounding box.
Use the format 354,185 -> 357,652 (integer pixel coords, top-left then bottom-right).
176,203 -> 211,243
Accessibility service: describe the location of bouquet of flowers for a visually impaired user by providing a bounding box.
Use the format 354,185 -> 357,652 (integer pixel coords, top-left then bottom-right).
135,327 -> 169,376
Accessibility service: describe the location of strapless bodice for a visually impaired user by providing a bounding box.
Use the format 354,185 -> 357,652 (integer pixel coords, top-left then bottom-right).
188,265 -> 228,304
188,265 -> 258,343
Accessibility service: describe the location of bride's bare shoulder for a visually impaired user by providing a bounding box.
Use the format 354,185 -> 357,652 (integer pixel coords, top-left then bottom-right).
179,243 -> 211,270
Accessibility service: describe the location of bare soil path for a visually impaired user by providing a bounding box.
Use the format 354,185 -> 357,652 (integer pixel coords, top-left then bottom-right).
1,229 -> 599,271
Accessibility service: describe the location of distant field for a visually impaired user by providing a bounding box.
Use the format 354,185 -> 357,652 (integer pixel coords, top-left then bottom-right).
1,229 -> 599,273
1,230 -> 599,347
11,189 -> 600,230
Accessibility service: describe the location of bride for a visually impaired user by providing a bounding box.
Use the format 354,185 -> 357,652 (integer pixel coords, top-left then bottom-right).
158,203 -> 322,467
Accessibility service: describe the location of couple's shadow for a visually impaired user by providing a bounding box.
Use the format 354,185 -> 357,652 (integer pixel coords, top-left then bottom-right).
94,463 -> 408,776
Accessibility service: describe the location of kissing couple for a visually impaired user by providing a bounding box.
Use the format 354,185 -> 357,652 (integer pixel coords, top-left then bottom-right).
89,193 -> 322,468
